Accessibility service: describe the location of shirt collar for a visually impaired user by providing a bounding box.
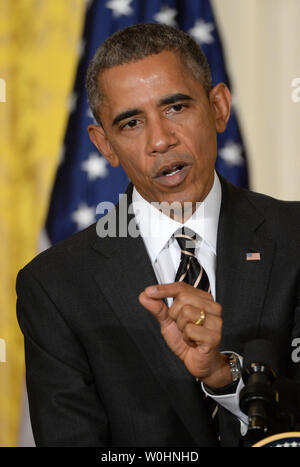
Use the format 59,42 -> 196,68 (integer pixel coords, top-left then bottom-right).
132,172 -> 222,264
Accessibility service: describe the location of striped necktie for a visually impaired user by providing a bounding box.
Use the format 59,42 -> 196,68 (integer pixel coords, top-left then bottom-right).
174,227 -> 210,293
173,227 -> 219,439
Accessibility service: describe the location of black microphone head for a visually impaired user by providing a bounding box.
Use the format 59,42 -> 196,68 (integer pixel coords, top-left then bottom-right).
243,339 -> 278,374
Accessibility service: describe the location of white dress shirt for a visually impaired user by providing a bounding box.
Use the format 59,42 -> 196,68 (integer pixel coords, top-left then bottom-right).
132,172 -> 248,432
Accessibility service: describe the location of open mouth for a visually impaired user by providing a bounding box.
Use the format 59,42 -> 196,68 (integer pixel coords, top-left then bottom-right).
162,164 -> 185,177
154,162 -> 191,187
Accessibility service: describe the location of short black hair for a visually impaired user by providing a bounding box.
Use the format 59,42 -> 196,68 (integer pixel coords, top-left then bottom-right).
86,23 -> 213,124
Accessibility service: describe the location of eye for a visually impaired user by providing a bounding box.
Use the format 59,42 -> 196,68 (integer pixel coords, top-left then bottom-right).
166,103 -> 187,115
120,119 -> 139,130
172,104 -> 184,111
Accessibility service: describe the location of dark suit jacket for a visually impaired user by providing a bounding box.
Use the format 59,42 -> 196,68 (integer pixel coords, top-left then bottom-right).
16,176 -> 300,447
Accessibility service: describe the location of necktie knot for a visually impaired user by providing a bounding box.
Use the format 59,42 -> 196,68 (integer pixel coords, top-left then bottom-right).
173,227 -> 196,256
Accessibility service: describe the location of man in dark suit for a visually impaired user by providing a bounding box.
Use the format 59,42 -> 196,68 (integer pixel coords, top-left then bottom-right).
16,24 -> 300,447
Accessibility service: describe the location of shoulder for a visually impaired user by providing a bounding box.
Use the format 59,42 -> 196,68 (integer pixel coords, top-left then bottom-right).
221,174 -> 300,213
246,187 -> 299,217
19,183 -> 134,281
17,222 -> 100,287
244,187 -> 300,226
219,175 -> 300,237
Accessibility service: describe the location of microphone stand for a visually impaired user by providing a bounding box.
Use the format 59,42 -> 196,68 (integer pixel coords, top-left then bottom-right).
239,366 -> 297,445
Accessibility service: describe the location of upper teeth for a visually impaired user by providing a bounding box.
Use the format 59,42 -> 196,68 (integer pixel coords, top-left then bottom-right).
164,165 -> 182,176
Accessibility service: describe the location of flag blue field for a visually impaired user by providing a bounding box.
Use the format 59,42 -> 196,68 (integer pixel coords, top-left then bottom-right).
45,0 -> 249,244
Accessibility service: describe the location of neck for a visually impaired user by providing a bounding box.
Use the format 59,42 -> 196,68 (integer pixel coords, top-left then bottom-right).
153,201 -> 201,223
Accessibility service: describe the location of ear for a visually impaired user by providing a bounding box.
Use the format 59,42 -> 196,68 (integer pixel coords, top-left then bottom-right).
209,83 -> 232,134
87,124 -> 120,167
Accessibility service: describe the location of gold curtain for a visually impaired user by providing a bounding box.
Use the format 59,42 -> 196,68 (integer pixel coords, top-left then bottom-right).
0,0 -> 86,446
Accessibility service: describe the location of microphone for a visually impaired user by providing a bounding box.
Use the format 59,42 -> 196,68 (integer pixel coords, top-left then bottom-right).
239,339 -> 279,443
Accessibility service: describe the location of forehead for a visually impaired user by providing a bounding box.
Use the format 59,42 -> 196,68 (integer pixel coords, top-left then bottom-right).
98,51 -> 204,115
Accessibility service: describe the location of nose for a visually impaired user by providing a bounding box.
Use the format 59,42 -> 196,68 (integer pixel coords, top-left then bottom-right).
145,117 -> 178,155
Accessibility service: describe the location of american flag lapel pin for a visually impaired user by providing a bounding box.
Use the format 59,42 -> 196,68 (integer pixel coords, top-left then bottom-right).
246,252 -> 261,261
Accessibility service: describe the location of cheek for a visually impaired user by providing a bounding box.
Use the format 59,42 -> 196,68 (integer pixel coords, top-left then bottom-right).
179,123 -> 217,164
108,138 -> 139,170
113,138 -> 154,175
113,148 -> 150,183
175,107 -> 216,144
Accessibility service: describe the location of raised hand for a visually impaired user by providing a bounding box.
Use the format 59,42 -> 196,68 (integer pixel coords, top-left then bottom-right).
139,282 -> 231,388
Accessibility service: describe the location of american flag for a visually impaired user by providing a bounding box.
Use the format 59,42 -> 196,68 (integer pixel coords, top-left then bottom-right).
45,0 -> 249,244
246,252 -> 261,261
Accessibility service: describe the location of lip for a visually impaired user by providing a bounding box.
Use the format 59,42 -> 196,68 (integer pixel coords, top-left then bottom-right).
154,160 -> 189,178
154,164 -> 191,187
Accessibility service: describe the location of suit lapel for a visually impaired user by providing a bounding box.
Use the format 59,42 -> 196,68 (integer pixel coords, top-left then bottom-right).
216,177 -> 276,352
92,189 -> 216,446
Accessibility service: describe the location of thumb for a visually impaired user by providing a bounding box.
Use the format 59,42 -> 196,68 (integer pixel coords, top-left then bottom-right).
139,291 -> 172,330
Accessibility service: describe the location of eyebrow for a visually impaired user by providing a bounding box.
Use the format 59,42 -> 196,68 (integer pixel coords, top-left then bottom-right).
112,108 -> 142,127
111,93 -> 193,127
158,93 -> 193,106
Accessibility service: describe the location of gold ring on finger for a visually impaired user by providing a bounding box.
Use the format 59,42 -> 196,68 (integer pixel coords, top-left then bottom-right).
194,310 -> 206,326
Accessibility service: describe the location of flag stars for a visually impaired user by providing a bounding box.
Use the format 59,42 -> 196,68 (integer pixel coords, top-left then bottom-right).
72,203 -> 95,230
106,0 -> 133,18
219,142 -> 244,166
189,19 -> 215,44
81,153 -> 109,180
154,6 -> 177,26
